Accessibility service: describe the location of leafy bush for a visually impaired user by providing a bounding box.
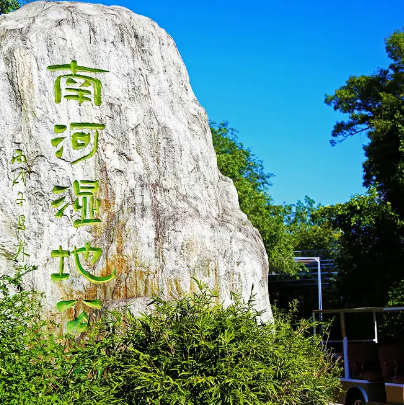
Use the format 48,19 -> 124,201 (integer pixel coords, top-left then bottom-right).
0,274 -> 341,404
0,266 -> 67,404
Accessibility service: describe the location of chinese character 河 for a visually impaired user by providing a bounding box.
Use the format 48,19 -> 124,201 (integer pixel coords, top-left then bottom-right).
51,122 -> 104,165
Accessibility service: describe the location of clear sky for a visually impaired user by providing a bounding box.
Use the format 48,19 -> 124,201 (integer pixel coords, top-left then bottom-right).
58,0 -> 404,205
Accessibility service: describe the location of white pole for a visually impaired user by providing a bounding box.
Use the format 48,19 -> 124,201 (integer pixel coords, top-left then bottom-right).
317,257 -> 322,311
373,312 -> 378,343
340,311 -> 350,379
343,336 -> 349,379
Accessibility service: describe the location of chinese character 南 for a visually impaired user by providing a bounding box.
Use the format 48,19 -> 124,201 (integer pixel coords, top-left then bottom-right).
47,60 -> 108,106
51,180 -> 101,227
51,122 -> 104,165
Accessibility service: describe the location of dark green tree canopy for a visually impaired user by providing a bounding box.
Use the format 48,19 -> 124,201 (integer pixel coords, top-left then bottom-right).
325,28 -> 404,220
315,188 -> 404,308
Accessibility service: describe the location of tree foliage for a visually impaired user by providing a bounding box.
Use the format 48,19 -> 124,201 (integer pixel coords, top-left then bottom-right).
314,188 -> 404,308
284,196 -> 339,253
325,28 -> 404,220
0,0 -> 31,14
210,121 -> 299,274
210,122 -> 340,274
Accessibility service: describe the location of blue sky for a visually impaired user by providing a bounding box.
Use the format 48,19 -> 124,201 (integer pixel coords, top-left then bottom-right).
63,0 -> 404,205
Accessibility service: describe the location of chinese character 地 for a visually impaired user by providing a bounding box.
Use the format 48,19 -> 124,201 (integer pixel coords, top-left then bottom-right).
50,242 -> 116,284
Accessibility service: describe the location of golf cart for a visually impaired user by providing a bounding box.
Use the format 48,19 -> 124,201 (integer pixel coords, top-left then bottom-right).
313,307 -> 404,405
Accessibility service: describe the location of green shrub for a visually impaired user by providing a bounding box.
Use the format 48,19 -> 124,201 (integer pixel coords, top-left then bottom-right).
0,266 -> 66,404
0,274 -> 341,404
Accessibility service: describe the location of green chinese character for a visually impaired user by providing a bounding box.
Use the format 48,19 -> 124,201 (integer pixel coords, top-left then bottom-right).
15,191 -> 26,206
51,123 -> 104,165
12,167 -> 27,187
14,239 -> 29,262
72,242 -> 116,284
51,180 -> 101,227
55,297 -> 103,334
50,246 -> 70,281
50,242 -> 115,284
17,215 -> 26,231
47,60 -> 108,106
11,149 -> 27,164
72,180 -> 101,227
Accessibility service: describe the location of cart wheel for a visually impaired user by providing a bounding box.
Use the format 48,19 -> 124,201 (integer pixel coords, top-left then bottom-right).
346,391 -> 366,405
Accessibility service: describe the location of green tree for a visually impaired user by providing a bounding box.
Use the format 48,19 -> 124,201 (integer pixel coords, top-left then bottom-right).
210,122 -> 339,274
325,27 -> 404,221
210,121 -> 298,274
284,196 -> 340,253
0,0 -> 31,14
315,188 -> 404,308
0,275 -> 342,405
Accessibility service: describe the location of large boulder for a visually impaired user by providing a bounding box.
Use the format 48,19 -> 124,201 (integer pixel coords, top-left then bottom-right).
0,1 -> 271,332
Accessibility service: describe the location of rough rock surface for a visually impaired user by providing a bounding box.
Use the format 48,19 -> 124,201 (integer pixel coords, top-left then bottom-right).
0,1 -> 272,330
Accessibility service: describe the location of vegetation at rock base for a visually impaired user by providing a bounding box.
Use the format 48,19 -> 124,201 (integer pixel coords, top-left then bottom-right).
0,271 -> 341,404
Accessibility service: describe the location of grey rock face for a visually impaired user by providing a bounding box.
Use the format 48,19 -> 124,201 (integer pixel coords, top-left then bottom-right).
0,1 -> 272,331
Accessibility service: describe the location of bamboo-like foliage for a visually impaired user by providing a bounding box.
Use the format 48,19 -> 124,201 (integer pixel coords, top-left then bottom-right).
0,274 -> 342,404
